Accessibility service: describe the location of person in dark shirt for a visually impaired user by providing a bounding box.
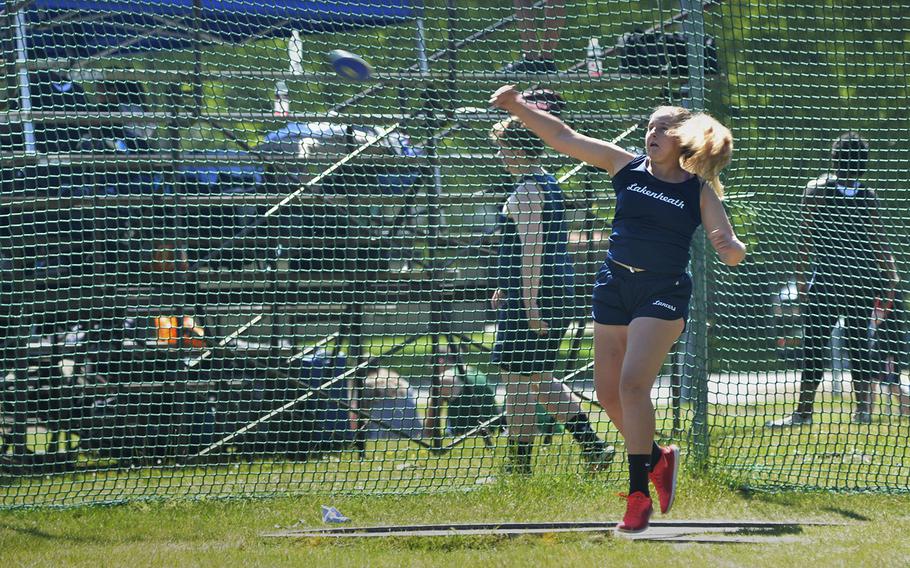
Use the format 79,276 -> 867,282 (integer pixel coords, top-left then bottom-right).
491,85 -> 746,532
488,117 -> 614,475
767,132 -> 900,428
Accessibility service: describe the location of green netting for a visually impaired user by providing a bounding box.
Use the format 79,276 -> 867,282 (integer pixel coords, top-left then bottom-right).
0,0 -> 907,509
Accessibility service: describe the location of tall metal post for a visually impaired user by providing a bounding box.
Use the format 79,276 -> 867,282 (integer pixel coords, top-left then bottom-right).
422,0 -> 458,449
680,0 -> 710,468
349,301 -> 366,457
12,9 -> 35,154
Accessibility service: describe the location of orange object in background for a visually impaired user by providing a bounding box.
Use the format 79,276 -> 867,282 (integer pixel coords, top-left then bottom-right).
154,316 -> 206,348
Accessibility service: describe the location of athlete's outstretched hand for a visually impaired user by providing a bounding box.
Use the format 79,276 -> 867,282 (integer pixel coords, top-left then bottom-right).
489,85 -> 523,113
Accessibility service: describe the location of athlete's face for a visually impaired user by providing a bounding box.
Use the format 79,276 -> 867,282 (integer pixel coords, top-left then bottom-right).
645,111 -> 683,162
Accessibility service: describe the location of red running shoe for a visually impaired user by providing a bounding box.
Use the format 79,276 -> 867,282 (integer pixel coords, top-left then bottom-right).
616,492 -> 653,533
648,444 -> 679,514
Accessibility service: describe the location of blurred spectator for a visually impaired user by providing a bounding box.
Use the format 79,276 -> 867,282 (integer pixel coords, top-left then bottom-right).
361,367 -> 423,440
767,133 -> 900,427
435,348 -> 504,438
434,348 -> 562,442
482,116 -> 613,475
870,294 -> 910,416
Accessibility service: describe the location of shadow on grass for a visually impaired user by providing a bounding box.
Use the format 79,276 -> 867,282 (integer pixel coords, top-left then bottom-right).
819,507 -> 871,522
0,521 -> 97,543
734,525 -> 803,536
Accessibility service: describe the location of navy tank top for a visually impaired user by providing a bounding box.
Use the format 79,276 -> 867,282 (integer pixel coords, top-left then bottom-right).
804,174 -> 883,279
497,173 -> 576,323
608,154 -> 702,274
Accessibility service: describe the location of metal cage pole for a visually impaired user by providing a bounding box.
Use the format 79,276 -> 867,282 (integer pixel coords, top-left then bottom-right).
12,8 -> 35,154
680,0 -> 710,469
416,0 -> 459,448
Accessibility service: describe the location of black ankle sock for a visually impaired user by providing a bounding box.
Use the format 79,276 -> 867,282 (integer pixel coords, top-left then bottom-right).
628,454 -> 650,496
515,440 -> 533,459
565,413 -> 599,446
507,439 -> 533,473
648,442 -> 662,472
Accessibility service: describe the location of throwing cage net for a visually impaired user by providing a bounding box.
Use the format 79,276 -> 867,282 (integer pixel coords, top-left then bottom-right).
0,0 -> 907,507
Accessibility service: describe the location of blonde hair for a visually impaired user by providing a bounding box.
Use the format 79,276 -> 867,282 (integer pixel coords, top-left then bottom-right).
670,111 -> 733,198
653,105 -> 692,126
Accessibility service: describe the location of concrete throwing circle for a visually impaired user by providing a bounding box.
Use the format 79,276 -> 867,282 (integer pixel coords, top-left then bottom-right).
263,519 -> 839,543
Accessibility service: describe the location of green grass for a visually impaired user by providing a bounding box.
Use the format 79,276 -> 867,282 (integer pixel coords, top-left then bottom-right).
2,473 -> 910,567
3,396 -> 909,565
0,434 -> 610,508
709,400 -> 910,491
4,396 -> 908,510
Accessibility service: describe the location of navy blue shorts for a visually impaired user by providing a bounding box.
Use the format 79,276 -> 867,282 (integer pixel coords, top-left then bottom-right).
491,298 -> 569,376
591,259 -> 692,325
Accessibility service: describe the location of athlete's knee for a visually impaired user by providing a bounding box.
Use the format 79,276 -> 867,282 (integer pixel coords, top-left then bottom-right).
619,373 -> 653,399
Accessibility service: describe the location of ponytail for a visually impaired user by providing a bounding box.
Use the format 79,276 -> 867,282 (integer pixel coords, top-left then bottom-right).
671,113 -> 733,198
